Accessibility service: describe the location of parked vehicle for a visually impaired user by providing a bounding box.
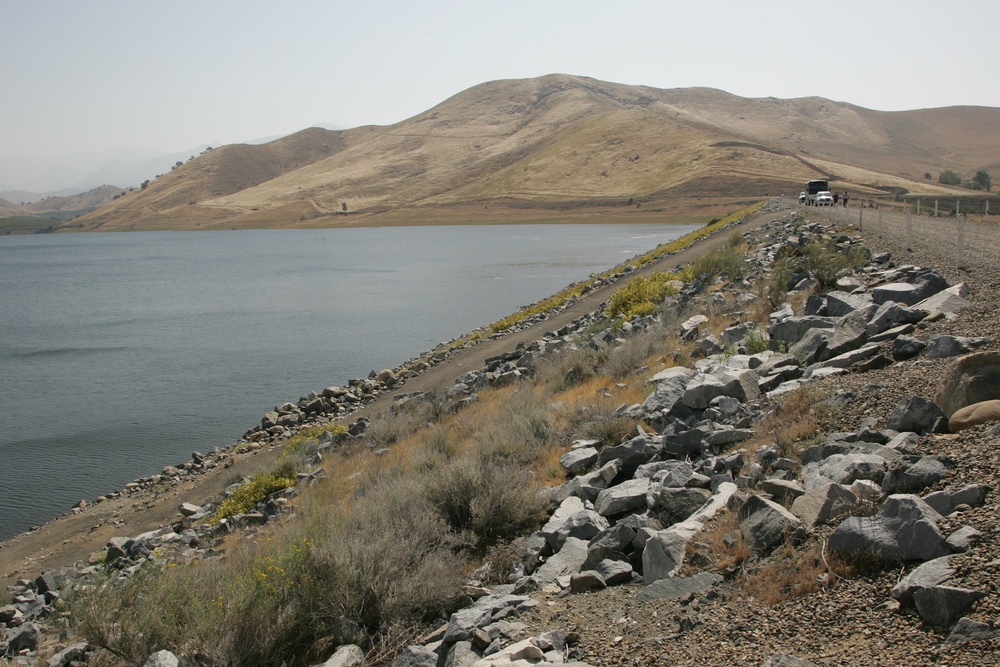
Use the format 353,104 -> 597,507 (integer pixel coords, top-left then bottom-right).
804,179 -> 830,205
815,191 -> 834,206
798,191 -> 806,204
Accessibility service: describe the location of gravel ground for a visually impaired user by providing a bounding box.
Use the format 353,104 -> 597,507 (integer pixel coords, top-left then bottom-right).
515,201 -> 1000,667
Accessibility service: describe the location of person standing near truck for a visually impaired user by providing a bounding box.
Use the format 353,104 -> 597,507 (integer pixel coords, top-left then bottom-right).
843,192 -> 850,207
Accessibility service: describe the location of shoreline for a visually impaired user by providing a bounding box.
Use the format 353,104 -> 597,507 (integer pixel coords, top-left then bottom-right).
0,202 -> 771,590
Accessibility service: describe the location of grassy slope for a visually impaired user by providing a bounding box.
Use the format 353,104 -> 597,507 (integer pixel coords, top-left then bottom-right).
74,75 -> 1000,232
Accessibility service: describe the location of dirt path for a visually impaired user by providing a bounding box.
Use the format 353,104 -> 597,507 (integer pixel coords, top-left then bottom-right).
0,204 -> 776,591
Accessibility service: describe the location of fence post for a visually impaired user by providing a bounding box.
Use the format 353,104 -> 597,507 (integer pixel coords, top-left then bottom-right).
906,209 -> 913,251
917,199 -> 921,216
957,213 -> 966,270
956,200 -> 960,217
878,207 -> 883,239
858,203 -> 864,230
985,200 -> 989,224
935,200 -> 939,217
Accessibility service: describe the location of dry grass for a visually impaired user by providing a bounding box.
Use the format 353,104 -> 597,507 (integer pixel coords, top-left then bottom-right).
742,542 -> 831,607
550,377 -> 647,448
690,510 -> 752,573
742,386 -> 825,461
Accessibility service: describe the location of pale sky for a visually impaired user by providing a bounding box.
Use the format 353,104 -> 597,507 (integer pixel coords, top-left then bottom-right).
2,0 -> 998,161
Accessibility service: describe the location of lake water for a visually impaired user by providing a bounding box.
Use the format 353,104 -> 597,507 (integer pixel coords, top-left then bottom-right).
0,223 -> 698,540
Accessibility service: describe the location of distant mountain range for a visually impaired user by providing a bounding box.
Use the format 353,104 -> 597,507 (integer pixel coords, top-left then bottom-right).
0,185 -> 129,220
38,74 -> 1000,231
0,146 -> 212,196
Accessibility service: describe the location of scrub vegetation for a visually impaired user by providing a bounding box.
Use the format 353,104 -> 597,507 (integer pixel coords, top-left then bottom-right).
69,202 -> 816,667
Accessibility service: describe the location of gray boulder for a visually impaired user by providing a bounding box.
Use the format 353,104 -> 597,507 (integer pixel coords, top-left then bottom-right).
534,537 -> 587,582
391,645 -> 439,667
881,456 -> 948,494
539,496 -> 586,549
443,605 -> 494,642
826,290 -> 874,317
886,396 -> 947,434
551,459 -> 621,504
890,556 -> 954,604
635,460 -> 694,485
595,559 -> 634,586
641,367 -> 695,420
914,285 -> 970,315
634,572 -> 723,602
946,617 -> 999,643
759,478 -> 806,505
946,526 -> 981,553
587,523 -> 637,555
143,651 -> 180,667
866,301 -> 924,336
47,642 -> 89,667
560,447 -> 599,476
926,335 -> 989,360
805,452 -> 887,489
641,528 -> 690,583
790,483 -> 857,528
552,510 -> 610,550
595,478 -> 650,517
828,494 -> 949,562
444,642 -> 479,667
769,316 -> 837,346
892,335 -> 926,361
873,282 -> 923,306
913,586 -> 986,627
647,486 -> 712,527
597,435 -> 660,477
819,308 -> 874,361
683,368 -> 760,409
740,495 -> 801,552
322,645 -> 366,667
789,328 -> 833,365
569,570 -> 607,593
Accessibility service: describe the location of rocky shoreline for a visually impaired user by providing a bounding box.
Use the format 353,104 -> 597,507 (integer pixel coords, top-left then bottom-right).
4,202 -> 999,665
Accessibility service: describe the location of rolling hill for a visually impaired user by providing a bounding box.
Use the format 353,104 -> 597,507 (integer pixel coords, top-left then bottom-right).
75,74 -> 1000,231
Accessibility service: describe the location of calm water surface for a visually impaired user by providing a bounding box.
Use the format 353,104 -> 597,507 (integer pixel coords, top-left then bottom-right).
0,223 -> 697,539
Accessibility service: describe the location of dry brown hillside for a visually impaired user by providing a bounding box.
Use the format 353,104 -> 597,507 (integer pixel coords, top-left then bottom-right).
76,74 -> 1000,231
0,197 -> 28,217
25,184 -> 125,215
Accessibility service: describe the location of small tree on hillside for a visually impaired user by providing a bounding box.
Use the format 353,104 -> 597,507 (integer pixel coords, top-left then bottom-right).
939,170 -> 962,186
973,170 -> 992,192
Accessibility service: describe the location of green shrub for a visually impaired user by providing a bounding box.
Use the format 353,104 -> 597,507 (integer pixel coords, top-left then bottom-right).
72,533 -> 320,666
685,243 -> 748,283
746,327 -> 771,354
607,272 -> 681,319
473,390 -> 555,467
762,256 -> 794,309
215,471 -> 297,520
537,346 -> 601,392
801,240 -> 853,292
599,326 -> 671,379
309,478 -> 467,632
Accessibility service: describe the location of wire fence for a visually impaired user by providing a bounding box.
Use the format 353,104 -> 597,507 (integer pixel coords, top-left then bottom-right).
807,199 -> 999,279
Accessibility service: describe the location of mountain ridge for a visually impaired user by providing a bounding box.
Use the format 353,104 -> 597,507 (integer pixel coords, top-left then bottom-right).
73,74 -> 1000,231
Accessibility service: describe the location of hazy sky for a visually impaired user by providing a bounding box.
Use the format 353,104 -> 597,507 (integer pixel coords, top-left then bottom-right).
3,0 -> 998,161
